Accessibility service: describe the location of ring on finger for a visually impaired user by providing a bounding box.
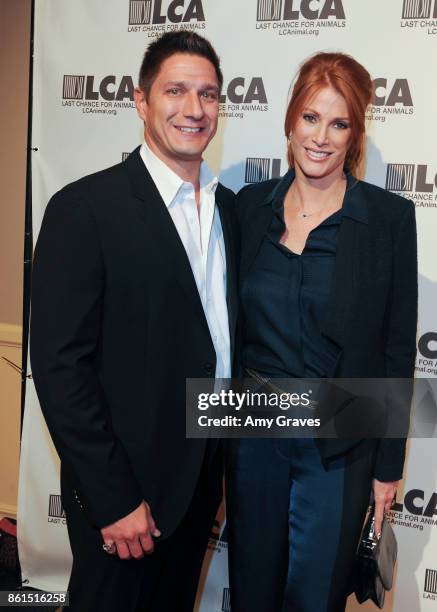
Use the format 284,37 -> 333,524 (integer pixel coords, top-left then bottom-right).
102,541 -> 117,554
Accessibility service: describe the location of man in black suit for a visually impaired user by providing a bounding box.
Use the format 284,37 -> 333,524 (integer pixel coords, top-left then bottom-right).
30,31 -> 237,612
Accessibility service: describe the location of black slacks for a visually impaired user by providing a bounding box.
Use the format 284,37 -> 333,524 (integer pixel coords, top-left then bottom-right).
61,445 -> 222,612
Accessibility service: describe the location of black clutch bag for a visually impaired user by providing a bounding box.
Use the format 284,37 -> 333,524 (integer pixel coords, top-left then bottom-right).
354,505 -> 397,608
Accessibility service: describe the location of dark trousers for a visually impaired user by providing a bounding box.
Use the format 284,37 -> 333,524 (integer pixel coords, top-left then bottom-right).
226,438 -> 376,612
61,445 -> 222,612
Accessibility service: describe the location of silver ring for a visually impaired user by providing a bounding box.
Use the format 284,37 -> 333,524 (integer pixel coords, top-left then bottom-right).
102,541 -> 116,554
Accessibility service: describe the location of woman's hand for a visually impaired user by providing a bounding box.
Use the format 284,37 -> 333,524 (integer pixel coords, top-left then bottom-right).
372,478 -> 399,537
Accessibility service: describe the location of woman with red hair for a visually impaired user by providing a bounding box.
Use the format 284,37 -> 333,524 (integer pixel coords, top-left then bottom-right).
226,52 -> 417,611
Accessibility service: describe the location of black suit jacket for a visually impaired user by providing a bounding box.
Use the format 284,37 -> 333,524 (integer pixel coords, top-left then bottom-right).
30,147 -> 238,536
236,171 -> 417,481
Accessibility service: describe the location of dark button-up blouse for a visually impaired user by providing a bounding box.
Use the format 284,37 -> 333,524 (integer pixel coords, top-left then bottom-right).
241,171 -> 356,378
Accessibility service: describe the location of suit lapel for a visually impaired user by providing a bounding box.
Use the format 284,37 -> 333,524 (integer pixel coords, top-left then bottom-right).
240,171 -> 295,280
320,180 -> 369,348
320,216 -> 357,348
124,147 -> 210,336
216,189 -> 238,362
241,205 -> 275,279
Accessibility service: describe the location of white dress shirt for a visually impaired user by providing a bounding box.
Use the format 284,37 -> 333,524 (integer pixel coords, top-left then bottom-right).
139,142 -> 231,379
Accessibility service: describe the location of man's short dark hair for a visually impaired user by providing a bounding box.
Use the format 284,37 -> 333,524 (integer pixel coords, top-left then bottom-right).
138,30 -> 223,98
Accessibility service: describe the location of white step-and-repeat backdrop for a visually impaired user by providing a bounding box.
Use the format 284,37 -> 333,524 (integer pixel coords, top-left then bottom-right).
18,1 -> 437,610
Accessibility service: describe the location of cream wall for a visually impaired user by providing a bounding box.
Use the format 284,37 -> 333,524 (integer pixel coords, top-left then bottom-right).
0,325 -> 22,517
0,0 -> 32,516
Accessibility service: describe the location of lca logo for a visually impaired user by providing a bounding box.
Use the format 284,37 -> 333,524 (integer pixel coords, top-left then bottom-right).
386,164 -> 437,194
48,494 -> 65,519
62,75 -> 135,117
62,75 -> 134,101
424,569 -> 437,596
367,79 -> 414,122
372,78 -> 413,107
418,332 -> 437,359
220,78 -> 268,105
128,0 -> 205,25
245,158 -> 282,183
402,0 -> 437,18
392,489 -> 437,517
416,333 -> 437,376
385,164 -> 415,192
48,494 -> 66,525
257,0 -> 282,20
129,0 -> 152,24
63,75 -> 85,100
219,78 -> 269,119
256,0 -> 345,21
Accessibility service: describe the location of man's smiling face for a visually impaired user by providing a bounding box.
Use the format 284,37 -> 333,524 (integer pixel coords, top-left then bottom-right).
134,52 -> 219,171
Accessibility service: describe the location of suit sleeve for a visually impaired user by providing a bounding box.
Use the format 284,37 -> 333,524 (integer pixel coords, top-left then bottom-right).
374,201 -> 418,482
232,184 -> 254,378
30,186 -> 143,528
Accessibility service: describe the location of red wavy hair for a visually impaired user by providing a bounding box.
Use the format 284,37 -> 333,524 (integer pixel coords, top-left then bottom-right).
284,52 -> 372,174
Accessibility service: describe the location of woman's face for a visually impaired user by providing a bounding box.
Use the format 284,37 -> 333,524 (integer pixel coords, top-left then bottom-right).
289,85 -> 351,182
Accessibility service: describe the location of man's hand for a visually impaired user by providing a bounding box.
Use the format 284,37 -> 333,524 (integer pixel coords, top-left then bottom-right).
100,501 -> 161,560
372,478 -> 398,538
